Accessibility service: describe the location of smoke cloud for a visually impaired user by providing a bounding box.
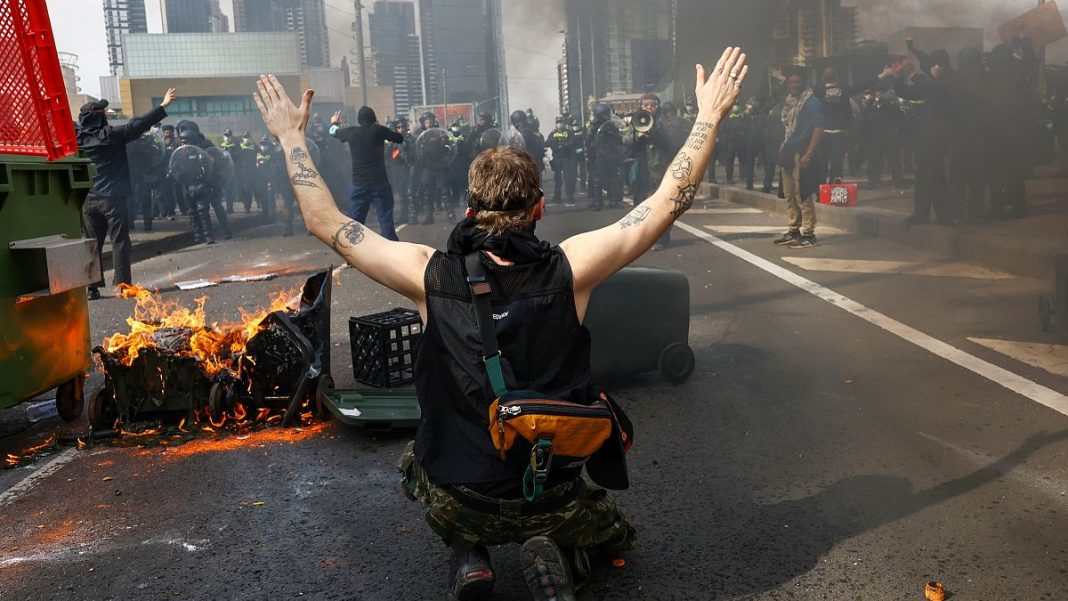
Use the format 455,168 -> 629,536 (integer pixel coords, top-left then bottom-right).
502,0 -> 565,126
853,0 -> 1068,63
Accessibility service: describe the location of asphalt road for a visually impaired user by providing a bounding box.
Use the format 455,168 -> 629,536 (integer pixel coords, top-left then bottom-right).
2,190 -> 1068,601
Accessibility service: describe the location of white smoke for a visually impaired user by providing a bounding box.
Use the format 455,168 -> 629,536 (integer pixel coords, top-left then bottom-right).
853,0 -> 1068,63
502,0 -> 566,128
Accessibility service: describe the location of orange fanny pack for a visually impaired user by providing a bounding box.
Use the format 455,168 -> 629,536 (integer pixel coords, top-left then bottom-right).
488,393 -> 615,462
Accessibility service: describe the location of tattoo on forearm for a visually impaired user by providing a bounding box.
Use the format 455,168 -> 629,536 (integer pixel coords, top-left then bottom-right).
669,153 -> 693,181
620,206 -> 651,229
330,220 -> 365,252
685,121 -> 714,151
288,146 -> 321,189
669,183 -> 699,219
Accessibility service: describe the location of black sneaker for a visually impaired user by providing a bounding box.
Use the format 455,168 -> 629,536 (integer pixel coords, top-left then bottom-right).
773,231 -> 800,246
521,536 -> 576,601
787,235 -> 819,249
448,545 -> 495,601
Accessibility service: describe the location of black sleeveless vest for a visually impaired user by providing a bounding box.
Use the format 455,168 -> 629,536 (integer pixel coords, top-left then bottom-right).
414,248 -> 595,489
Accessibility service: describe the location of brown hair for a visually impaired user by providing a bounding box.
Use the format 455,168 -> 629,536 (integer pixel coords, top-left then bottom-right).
467,146 -> 542,235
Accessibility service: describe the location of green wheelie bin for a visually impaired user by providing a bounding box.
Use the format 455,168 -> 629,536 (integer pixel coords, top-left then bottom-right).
0,153 -> 97,421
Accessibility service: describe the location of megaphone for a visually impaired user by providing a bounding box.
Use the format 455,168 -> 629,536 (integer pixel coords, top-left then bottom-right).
631,109 -> 655,134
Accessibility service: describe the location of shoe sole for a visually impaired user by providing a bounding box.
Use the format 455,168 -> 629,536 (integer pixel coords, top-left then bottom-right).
788,242 -> 819,249
521,537 -> 576,601
774,238 -> 798,246
452,575 -> 495,601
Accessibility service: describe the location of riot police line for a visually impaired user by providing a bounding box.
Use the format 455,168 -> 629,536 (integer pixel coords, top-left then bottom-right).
122,115 -> 346,244
118,100 -> 687,243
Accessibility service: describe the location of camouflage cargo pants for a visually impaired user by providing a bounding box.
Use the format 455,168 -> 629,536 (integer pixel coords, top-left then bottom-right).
397,441 -> 637,553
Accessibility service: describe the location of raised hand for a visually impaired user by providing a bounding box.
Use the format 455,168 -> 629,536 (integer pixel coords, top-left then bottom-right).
694,47 -> 749,122
160,88 -> 177,109
331,110 -> 342,126
253,74 -> 314,144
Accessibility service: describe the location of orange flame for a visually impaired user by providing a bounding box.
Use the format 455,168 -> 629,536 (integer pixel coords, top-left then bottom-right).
100,284 -> 298,377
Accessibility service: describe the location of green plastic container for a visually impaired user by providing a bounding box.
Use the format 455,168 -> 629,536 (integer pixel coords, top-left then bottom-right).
0,153 -> 96,420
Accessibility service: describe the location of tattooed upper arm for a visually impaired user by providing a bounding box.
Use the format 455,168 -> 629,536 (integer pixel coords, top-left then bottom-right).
331,220 -> 365,254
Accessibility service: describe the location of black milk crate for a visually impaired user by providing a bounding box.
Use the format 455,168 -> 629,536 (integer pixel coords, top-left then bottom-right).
349,308 -> 423,388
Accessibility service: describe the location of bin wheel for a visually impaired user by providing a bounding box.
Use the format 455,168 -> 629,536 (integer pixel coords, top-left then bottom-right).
88,386 -> 117,430
56,373 -> 85,422
208,381 -> 229,421
315,374 -> 334,419
658,343 -> 695,384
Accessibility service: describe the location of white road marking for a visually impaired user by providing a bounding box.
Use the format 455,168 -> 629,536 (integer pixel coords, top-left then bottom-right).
705,224 -> 846,235
969,338 -> 1068,379
0,449 -> 78,509
689,207 -> 764,215
675,221 -> 1068,418
782,257 -> 1015,280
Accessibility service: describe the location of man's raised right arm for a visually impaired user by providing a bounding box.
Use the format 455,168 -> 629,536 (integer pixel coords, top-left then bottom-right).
561,47 -> 749,295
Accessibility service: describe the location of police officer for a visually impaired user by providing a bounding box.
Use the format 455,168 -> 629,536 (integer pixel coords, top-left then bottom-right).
176,124 -> 230,244
234,131 -> 257,213
157,124 -> 179,220
511,110 -> 546,172
410,111 -> 448,224
219,128 -> 240,212
585,103 -> 624,211
547,116 -> 577,204
386,118 -> 415,224
446,119 -> 469,217
570,116 -> 587,193
254,136 -> 276,223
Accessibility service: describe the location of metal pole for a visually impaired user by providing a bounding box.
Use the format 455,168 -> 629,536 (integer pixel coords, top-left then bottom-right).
354,0 -> 368,106
442,68 -> 449,125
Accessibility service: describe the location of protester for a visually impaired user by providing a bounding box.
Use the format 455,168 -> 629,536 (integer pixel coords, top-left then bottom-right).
330,106 -> 405,241
775,70 -> 824,249
77,88 -> 176,299
254,45 -> 748,601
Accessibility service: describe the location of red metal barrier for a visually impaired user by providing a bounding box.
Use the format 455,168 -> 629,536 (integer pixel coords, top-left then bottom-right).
0,0 -> 77,160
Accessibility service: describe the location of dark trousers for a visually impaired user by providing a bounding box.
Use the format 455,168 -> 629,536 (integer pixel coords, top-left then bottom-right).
867,129 -> 903,187
349,180 -> 399,241
253,177 -> 275,223
720,138 -> 739,182
278,178 -> 299,236
411,168 -> 447,222
552,157 -> 576,202
819,131 -> 849,183
913,147 -> 951,222
739,142 -> 759,189
83,194 -> 132,287
589,162 -> 622,208
988,152 -> 1028,216
948,144 -> 986,220
388,166 -> 411,222
762,149 -> 778,192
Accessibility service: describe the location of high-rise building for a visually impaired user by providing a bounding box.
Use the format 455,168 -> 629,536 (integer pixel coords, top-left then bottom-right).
562,0 -> 674,120
369,1 -> 423,115
102,0 -> 147,76
232,0 -> 330,68
418,0 -> 504,118
772,0 -> 858,66
162,0 -> 212,33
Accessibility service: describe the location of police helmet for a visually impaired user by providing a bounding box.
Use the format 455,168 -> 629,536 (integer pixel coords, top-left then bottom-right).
592,103 -> 612,120
510,110 -> 528,128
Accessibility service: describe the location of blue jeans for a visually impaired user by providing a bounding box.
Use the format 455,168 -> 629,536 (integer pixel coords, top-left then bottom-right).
348,180 -> 399,241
